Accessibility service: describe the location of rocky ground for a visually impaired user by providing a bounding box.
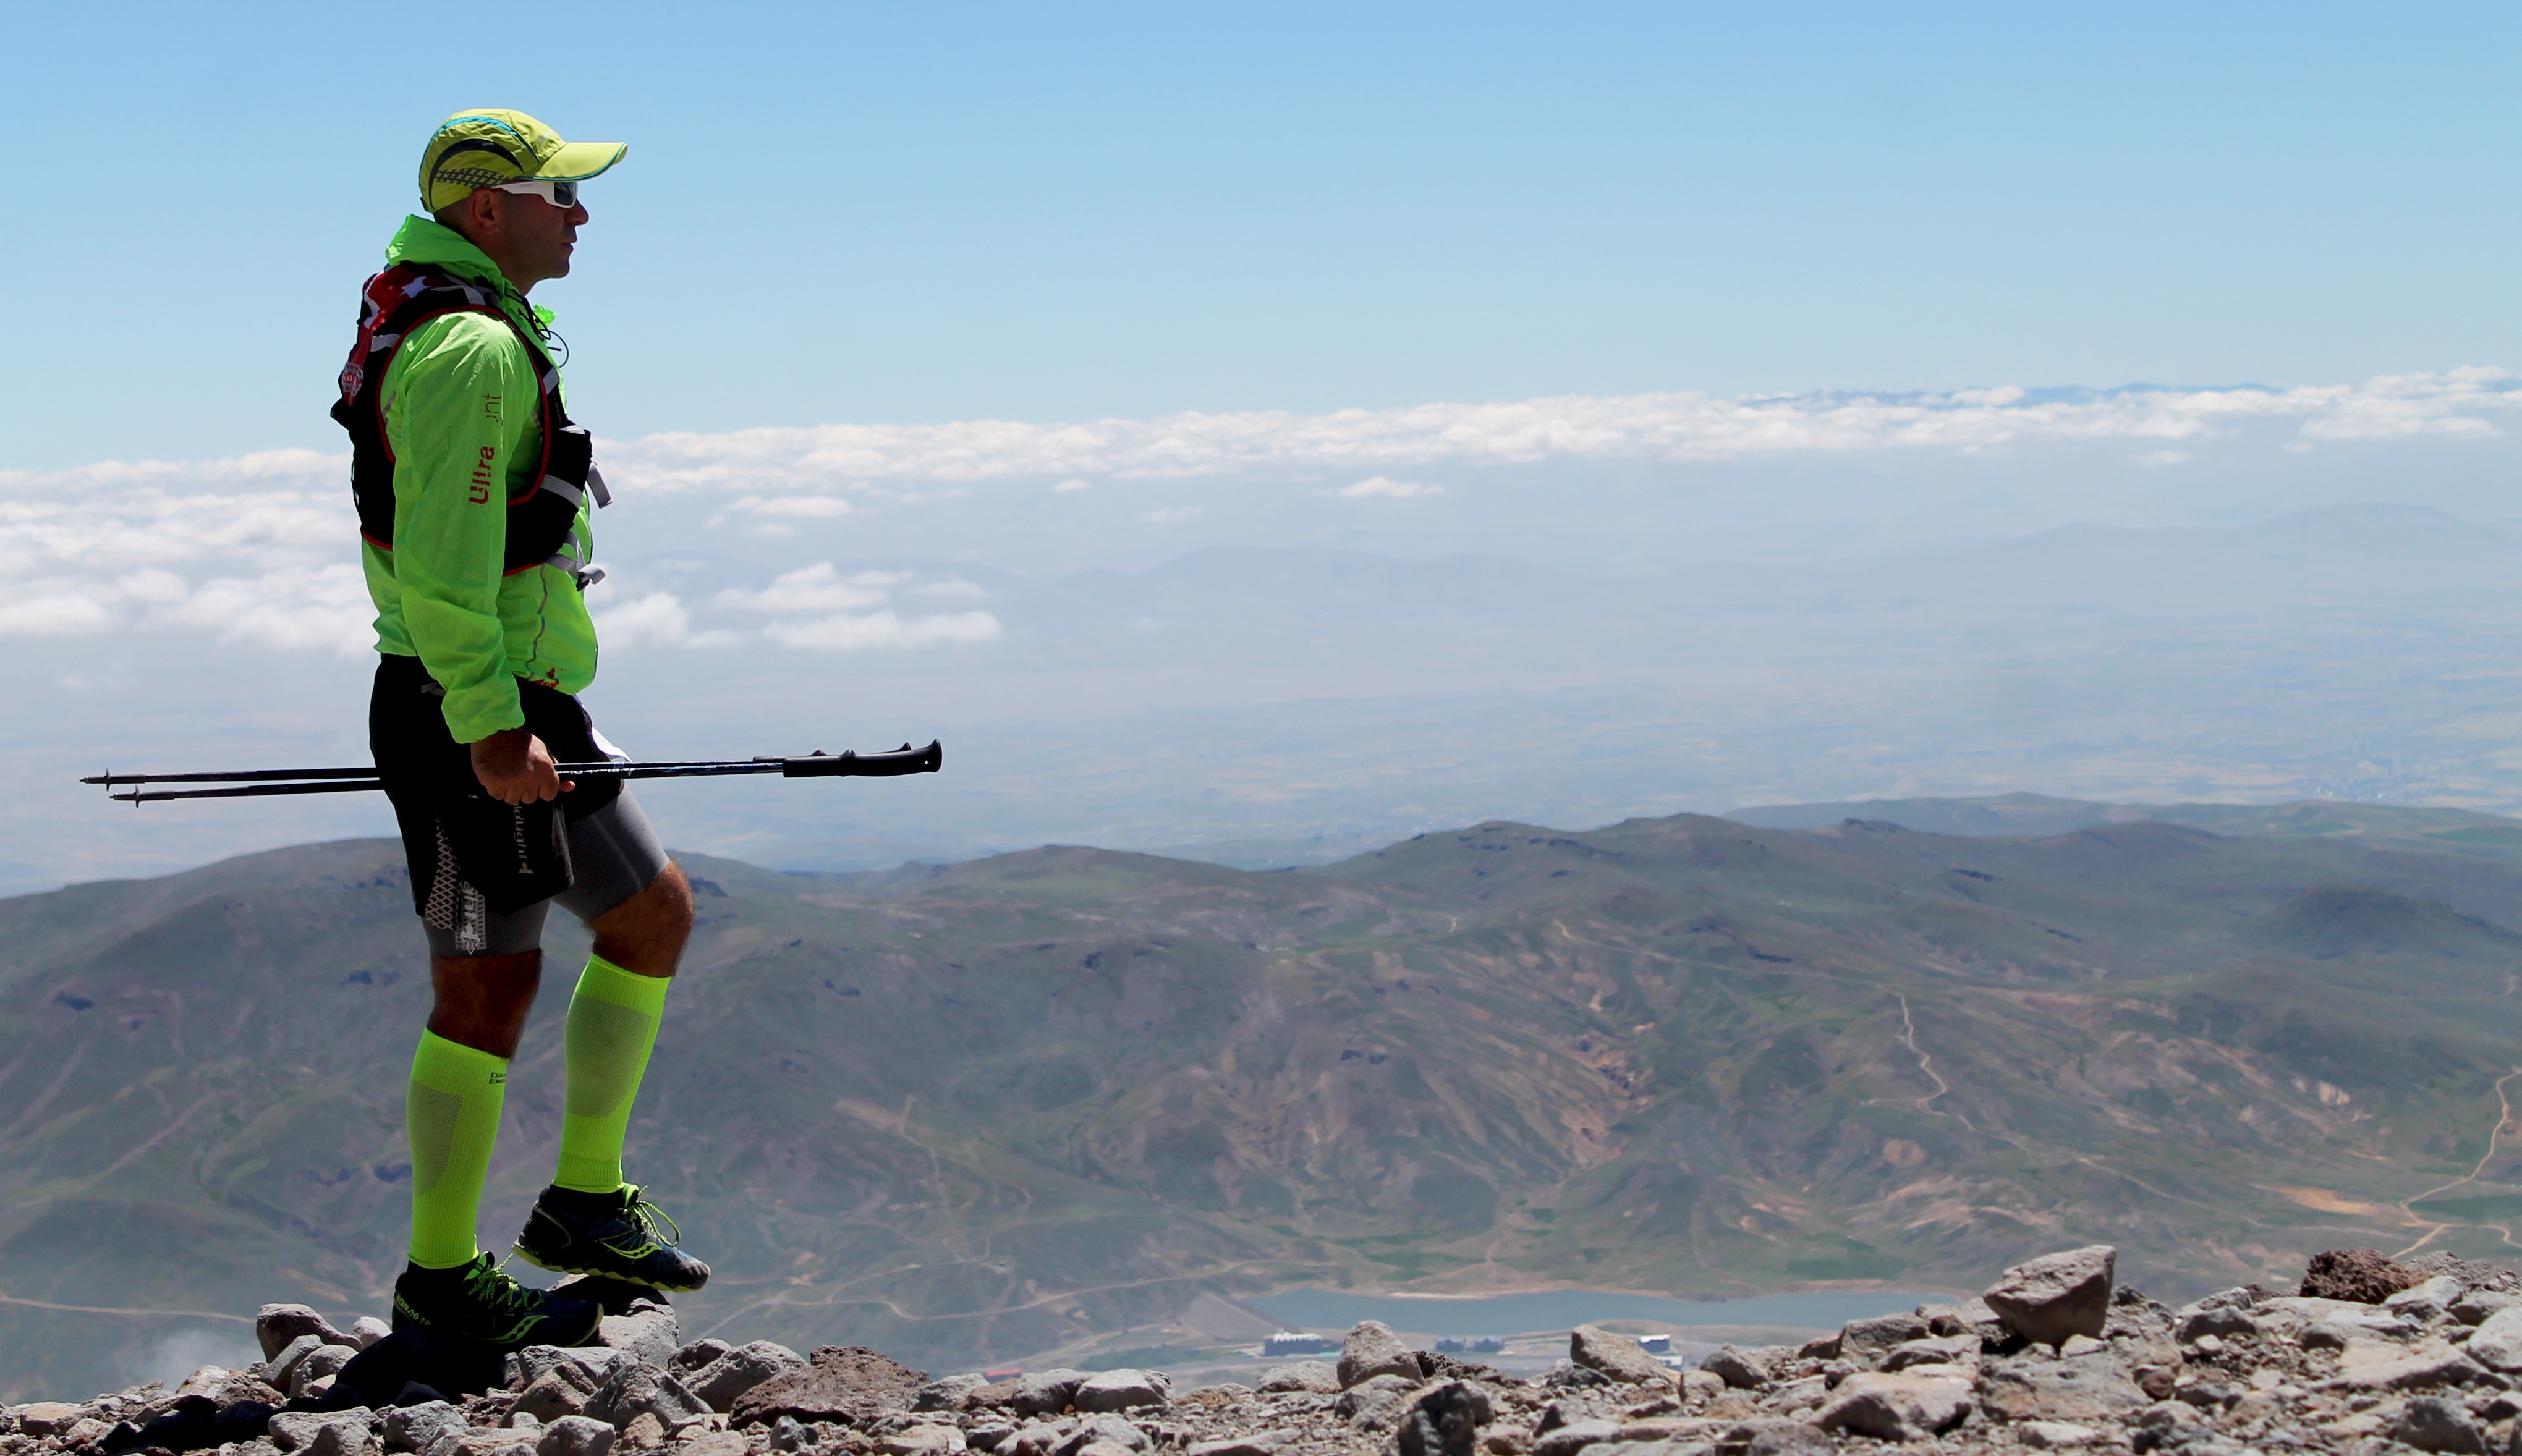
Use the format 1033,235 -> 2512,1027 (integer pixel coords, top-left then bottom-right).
12,1245 -> 2522,1456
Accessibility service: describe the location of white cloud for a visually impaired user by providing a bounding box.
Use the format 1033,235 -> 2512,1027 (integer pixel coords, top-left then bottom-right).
163,563 -> 373,654
713,563 -> 911,614
6,368 -> 2516,661
700,563 -> 1001,652
1336,475 -> 1445,498
0,590 -> 113,636
593,591 -> 743,650
732,493 -> 854,517
762,610 -> 1003,651
599,370 -> 2522,499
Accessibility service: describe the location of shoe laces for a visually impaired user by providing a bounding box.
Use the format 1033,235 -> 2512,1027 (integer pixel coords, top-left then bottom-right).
621,1185 -> 684,1247
460,1253 -> 546,1314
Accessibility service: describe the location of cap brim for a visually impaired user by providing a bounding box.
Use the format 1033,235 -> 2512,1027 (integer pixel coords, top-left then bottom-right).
532,140 -> 627,182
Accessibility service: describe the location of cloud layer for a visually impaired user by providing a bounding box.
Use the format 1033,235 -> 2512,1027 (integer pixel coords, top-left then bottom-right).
4,370 -> 2516,654
606,368 -> 2522,494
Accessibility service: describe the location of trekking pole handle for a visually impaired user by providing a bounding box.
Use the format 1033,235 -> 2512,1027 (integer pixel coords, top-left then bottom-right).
775,740 -> 943,778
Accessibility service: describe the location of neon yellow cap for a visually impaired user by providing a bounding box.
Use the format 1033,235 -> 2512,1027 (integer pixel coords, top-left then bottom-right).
418,109 -> 627,212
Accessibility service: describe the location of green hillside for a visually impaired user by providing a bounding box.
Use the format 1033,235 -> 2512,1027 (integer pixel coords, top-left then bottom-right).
12,805 -> 2522,1399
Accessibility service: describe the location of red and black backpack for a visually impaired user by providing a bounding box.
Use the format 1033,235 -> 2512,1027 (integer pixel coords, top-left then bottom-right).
331,263 -> 609,585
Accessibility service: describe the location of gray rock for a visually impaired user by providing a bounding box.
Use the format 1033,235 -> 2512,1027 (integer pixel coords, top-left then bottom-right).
2319,1343 -> 2489,1391
1255,1363 -> 1337,1394
384,1402 -> 467,1454
1540,1359 -> 1611,1390
2391,1277 -> 2469,1323
1071,1371 -> 1170,1413
16,1403 -> 83,1438
1053,1416 -> 1148,1456
263,1334 -> 326,1389
595,1307 -> 680,1370
585,1363 -> 709,1433
1814,1372 -> 1972,1441
269,1409 -> 337,1452
2176,1305 -> 2257,1343
1738,1421 -> 1833,1456
534,1416 -> 617,1456
1531,1418 -> 1620,1456
292,1345 -> 362,1400
1838,1313 -> 1931,1357
2391,1394 -> 2488,1453
2458,1292 -> 2522,1326
512,1347 -> 631,1392
1702,1347 -> 1778,1390
912,1374 -> 991,1413
305,1416 -> 381,1456
2470,1308 -> 2522,1371
1985,1246 -> 2117,1347
1571,1326 -> 1673,1387
670,1340 -> 733,1378
1010,1370 -> 1088,1419
690,1342 -> 809,1413
1880,1336 -> 1978,1372
258,1305 -> 352,1361
1976,1358 -> 2149,1422
513,1369 -> 595,1425
1333,1374 -> 1419,1431
1186,1436 -> 1291,1456
768,1417 -> 812,1454
506,1413 -> 545,1433
1398,1381 -> 1493,1456
1338,1321 -> 1420,1389
346,1316 -> 393,1350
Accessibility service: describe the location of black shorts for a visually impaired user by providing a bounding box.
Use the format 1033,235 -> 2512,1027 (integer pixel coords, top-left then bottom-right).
370,654 -> 666,955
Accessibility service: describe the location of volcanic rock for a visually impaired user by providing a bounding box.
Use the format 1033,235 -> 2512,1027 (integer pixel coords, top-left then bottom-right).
1337,1321 -> 1420,1389
2390,1395 -> 2489,1454
690,1343 -> 810,1413
2301,1248 -> 2424,1303
731,1347 -> 930,1428
1813,1371 -> 1973,1441
1569,1326 -> 1672,1386
1984,1246 -> 2117,1347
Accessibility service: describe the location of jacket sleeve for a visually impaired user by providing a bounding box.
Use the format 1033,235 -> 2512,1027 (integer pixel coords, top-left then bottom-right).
381,313 -> 533,742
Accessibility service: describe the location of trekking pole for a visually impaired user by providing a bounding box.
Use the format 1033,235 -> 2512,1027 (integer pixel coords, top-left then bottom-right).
84,741 -> 943,804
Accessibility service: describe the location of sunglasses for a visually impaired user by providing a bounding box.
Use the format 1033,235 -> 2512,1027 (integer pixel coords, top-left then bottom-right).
493,179 -> 582,208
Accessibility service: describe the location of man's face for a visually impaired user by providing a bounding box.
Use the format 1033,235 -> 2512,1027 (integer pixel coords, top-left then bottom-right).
494,189 -> 588,288
449,186 -> 591,294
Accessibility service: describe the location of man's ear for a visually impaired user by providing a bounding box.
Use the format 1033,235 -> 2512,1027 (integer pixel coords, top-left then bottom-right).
465,187 -> 506,240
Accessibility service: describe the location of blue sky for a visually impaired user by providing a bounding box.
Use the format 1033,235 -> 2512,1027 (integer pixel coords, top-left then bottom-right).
5,2 -> 2519,470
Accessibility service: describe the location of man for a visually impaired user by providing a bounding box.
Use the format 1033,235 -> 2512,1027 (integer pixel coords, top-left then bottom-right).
336,109 -> 707,1350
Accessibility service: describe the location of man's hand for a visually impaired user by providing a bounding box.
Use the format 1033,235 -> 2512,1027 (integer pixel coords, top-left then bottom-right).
469,727 -> 573,804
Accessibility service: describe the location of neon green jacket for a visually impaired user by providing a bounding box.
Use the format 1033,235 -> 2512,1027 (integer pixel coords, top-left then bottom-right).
362,216 -> 598,743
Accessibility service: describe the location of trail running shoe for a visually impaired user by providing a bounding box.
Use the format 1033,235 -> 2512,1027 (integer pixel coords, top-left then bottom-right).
512,1183 -> 711,1292
391,1251 -> 601,1350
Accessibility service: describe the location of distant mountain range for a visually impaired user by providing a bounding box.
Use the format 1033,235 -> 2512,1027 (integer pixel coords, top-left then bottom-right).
13,798 -> 2522,1403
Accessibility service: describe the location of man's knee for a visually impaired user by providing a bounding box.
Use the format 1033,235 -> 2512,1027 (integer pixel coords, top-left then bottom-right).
590,862 -> 695,975
641,861 -> 696,933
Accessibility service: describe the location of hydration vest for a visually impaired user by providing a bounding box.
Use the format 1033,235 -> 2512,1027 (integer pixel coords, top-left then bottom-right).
331,263 -> 609,586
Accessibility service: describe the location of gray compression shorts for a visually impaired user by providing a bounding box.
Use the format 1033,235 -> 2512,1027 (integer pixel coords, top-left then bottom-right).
420,787 -> 672,957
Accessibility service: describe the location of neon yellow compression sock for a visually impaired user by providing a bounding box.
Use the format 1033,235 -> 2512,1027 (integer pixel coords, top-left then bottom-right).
405,1030 -> 509,1269
553,954 -> 671,1194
